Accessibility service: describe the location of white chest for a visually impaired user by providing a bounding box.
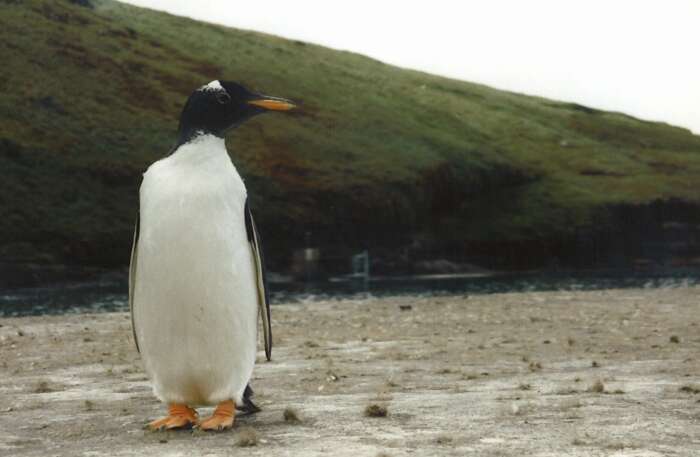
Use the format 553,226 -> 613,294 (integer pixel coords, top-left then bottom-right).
136,134 -> 251,284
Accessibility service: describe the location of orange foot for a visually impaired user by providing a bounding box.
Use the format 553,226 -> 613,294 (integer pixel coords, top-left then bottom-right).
148,404 -> 198,431
198,400 -> 236,431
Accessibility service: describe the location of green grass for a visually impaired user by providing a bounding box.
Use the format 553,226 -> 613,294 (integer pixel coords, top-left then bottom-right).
1,0 -> 700,268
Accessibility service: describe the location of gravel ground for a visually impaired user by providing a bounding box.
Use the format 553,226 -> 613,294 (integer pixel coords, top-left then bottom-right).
1,286 -> 700,456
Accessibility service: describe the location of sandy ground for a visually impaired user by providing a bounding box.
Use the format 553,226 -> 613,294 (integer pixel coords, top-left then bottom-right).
1,287 -> 700,456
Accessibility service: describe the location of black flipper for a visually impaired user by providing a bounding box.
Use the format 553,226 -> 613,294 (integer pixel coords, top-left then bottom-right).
128,212 -> 140,353
244,198 -> 272,361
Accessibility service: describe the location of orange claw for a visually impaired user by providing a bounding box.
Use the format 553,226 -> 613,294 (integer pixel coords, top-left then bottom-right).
148,404 -> 198,431
198,399 -> 236,431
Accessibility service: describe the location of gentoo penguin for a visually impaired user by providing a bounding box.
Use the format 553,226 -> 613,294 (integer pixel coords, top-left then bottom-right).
129,80 -> 295,431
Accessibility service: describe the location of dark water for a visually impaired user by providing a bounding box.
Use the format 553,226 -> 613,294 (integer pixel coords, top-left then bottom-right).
1,269 -> 698,318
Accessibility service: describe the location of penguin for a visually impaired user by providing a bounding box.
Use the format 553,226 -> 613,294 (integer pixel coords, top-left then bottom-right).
129,80 -> 295,431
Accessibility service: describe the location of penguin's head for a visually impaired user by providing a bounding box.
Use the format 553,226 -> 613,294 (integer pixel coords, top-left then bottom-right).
176,80 -> 295,143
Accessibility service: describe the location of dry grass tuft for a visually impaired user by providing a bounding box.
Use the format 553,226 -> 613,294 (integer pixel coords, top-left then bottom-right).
33,381 -> 53,393
670,335 -> 680,344
588,380 -> 605,393
283,407 -> 301,424
679,385 -> 700,394
364,404 -> 388,418
510,402 -> 534,416
435,434 -> 454,445
235,427 -> 259,447
555,387 -> 580,395
528,361 -> 543,372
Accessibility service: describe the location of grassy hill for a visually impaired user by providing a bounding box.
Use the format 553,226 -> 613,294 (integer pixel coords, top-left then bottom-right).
2,0 -> 700,274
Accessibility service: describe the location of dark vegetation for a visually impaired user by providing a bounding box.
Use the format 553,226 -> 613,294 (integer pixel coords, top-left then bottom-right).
1,0 -> 700,280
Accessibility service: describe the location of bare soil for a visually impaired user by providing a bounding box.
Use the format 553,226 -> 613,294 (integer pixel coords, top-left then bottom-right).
1,287 -> 700,456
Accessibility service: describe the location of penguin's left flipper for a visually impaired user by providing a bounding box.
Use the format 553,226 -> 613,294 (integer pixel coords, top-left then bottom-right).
244,199 -> 272,361
236,384 -> 261,417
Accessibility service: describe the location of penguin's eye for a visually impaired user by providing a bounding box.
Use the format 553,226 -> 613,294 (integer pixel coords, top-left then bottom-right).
216,93 -> 231,104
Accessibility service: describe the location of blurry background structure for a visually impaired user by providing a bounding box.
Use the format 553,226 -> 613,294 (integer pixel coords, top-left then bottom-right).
1,0 -> 699,289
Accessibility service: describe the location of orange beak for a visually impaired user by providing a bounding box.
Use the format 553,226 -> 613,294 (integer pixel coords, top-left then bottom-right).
247,96 -> 296,111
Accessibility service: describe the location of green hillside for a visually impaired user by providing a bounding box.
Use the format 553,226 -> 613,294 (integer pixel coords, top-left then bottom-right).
2,0 -> 700,273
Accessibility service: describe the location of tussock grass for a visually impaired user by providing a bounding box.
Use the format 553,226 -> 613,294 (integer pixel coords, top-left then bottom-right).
33,381 -> 53,393
364,404 -> 388,418
283,407 -> 301,424
235,427 -> 259,447
588,380 -> 605,393
679,385 -> 700,394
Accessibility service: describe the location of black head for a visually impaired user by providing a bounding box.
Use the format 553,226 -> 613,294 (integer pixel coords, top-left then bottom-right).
176,80 -> 295,145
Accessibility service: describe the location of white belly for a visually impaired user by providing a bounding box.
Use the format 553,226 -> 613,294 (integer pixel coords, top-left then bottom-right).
133,136 -> 258,406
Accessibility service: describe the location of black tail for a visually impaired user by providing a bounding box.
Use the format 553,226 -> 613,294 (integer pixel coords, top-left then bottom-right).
237,384 -> 261,416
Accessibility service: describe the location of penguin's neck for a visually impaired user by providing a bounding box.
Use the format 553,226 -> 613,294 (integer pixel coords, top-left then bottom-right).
162,133 -> 245,196
170,133 -> 229,168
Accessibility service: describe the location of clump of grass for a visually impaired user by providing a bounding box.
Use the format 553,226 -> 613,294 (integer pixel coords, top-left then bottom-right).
555,387 -> 580,395
283,407 -> 301,424
572,438 -> 585,446
436,368 -> 453,374
303,341 -> 319,348
510,402 -> 534,416
518,383 -> 532,391
435,434 -> 453,445
34,381 -> 52,393
364,404 -> 388,418
462,373 -> 479,381
528,361 -> 542,372
235,427 -> 259,447
560,398 -> 583,410
567,337 -> 575,346
611,389 -> 625,395
591,361 -> 599,368
670,335 -> 680,344
84,400 -> 94,411
679,385 -> 700,394
588,380 -> 605,393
